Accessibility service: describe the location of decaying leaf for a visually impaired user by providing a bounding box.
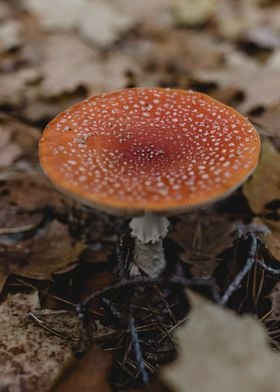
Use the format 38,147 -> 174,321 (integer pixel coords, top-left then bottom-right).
253,218 -> 280,261
0,291 -> 75,391
162,293 -> 280,392
172,0 -> 218,26
0,174 -> 73,242
171,213 -> 237,277
24,0 -> 132,47
0,174 -> 74,212
0,219 -> 86,292
243,139 -> 280,214
195,52 -> 280,112
0,20 -> 23,52
268,281 -> 280,321
0,68 -> 39,106
250,103 -> 280,144
0,115 -> 40,169
53,345 -> 112,392
214,0 -> 280,45
26,33 -> 135,98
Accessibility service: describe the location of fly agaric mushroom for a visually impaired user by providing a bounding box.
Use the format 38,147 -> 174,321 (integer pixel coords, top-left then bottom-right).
39,88 -> 260,277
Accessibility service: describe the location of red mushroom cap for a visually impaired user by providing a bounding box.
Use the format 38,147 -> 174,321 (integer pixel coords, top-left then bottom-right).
39,88 -> 260,215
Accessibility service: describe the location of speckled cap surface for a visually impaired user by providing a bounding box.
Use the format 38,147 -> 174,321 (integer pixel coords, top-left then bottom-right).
39,88 -> 260,215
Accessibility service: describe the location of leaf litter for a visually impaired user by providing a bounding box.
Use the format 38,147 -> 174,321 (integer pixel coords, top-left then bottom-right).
0,291 -> 75,391
162,293 -> 280,392
0,0 -> 280,391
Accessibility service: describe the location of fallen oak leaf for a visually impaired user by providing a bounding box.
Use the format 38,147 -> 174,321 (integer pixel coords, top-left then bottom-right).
214,0 -> 280,46
26,33 -> 136,98
194,51 -> 280,112
170,213 -> 237,278
251,103 -> 280,137
0,114 -> 40,169
0,19 -> 24,52
172,0 -> 218,26
267,281 -> 280,321
253,217 -> 280,261
0,173 -> 76,244
162,292 -> 280,392
0,173 -> 75,213
52,344 -> 112,392
243,139 -> 280,214
24,0 -> 132,48
0,219 -> 86,292
0,291 -> 75,392
0,67 -> 39,107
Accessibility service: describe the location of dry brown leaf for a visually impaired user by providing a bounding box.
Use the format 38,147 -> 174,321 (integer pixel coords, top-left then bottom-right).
195,51 -> 280,112
137,30 -> 231,75
0,68 -> 39,106
117,0 -> 171,28
24,0 -> 133,47
28,33 -> 135,98
0,291 -> 75,392
0,174 -> 74,212
171,214 -> 237,277
0,115 -> 40,169
0,219 -> 85,291
0,174 -> 73,241
172,0 -> 218,26
214,0 -> 280,45
39,34 -> 100,97
268,281 -> 280,321
53,345 -> 112,392
253,218 -> 280,261
162,293 -> 280,392
250,103 -> 280,140
267,282 -> 280,321
243,139 -> 280,214
0,20 -> 23,52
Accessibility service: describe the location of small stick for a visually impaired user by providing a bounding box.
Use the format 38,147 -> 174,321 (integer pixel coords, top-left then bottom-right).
28,312 -> 79,342
257,260 -> 280,276
79,276 -> 218,309
102,297 -> 122,319
220,232 -> 258,306
116,233 -> 127,277
129,309 -> 149,384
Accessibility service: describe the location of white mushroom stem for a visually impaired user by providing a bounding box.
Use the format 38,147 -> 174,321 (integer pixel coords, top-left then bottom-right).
129,214 -> 169,277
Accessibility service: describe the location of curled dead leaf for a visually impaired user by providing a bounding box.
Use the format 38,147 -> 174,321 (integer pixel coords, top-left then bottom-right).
24,0 -> 132,47
0,173 -> 75,212
0,68 -> 39,107
243,139 -> 280,214
25,33 -> 135,99
194,52 -> 280,112
0,115 -> 40,169
171,213 -> 237,277
162,292 -> 280,392
52,344 -> 112,392
0,219 -> 86,292
253,218 -> 280,261
267,281 -> 280,321
172,0 -> 218,26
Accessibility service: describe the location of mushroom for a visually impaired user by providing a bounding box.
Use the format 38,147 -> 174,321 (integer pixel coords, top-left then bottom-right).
39,88 -> 260,277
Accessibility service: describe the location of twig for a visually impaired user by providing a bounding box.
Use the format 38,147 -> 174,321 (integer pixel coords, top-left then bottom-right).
129,309 -> 149,384
28,312 -> 79,342
102,297 -> 122,319
257,260 -> 280,276
78,276 -> 218,310
220,232 -> 258,305
116,233 -> 128,277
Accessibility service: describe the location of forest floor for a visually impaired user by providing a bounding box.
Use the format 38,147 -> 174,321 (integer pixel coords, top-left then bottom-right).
0,0 -> 280,391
